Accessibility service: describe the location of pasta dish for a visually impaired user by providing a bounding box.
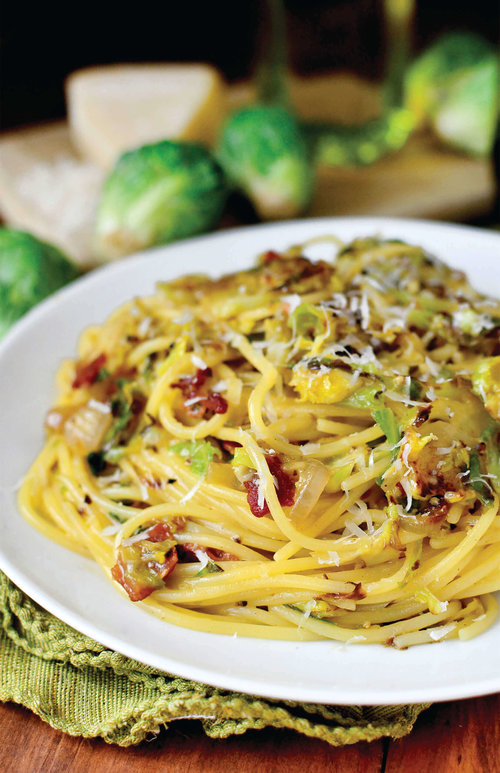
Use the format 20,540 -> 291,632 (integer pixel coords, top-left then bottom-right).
19,236 -> 500,647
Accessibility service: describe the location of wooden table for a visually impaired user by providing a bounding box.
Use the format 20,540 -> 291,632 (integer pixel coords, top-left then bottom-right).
0,692 -> 499,772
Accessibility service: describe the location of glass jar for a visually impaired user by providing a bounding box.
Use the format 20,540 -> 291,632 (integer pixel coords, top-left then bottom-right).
256,0 -> 415,165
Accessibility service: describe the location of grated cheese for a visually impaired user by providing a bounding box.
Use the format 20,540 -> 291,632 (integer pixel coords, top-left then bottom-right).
359,291 -> 370,330
173,311 -> 194,325
191,354 -> 208,370
428,622 -> 456,641
344,519 -> 367,539
180,477 -> 203,503
281,294 -> 302,313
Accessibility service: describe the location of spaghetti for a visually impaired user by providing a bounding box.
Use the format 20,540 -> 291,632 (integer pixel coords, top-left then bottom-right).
19,236 -> 500,647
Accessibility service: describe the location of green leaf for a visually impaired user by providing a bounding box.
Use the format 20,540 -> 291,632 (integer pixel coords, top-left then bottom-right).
326,461 -> 354,493
372,407 -> 401,458
409,378 -> 423,401
288,303 -> 324,338
231,447 -> 255,469
104,382 -> 141,446
406,308 -> 437,330
95,367 -> 110,382
468,449 -> 493,504
170,439 -> 222,477
480,422 -> 499,444
104,447 -> 126,463
109,511 -> 126,523
195,560 -> 223,577
87,451 -> 107,476
111,400 -> 133,435
480,422 -> 500,494
343,383 -> 383,410
414,587 -> 447,615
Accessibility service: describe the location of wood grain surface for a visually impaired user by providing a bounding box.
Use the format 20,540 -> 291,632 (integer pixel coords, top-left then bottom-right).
0,693 -> 499,773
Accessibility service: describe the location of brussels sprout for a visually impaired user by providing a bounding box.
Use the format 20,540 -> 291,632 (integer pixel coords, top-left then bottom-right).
453,308 -> 496,337
217,105 -> 313,220
405,32 -> 498,156
290,363 -> 354,404
94,140 -> 228,262
0,228 -> 80,339
472,357 -> 500,420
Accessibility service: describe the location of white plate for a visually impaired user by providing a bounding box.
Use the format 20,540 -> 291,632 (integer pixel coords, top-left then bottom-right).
1,217 -> 500,706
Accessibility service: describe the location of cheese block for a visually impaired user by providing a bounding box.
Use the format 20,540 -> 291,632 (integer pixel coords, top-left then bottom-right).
0,123 -> 104,268
66,64 -> 227,169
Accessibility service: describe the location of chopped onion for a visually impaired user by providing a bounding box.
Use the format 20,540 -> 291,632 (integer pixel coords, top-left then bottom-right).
289,460 -> 329,521
63,402 -> 112,452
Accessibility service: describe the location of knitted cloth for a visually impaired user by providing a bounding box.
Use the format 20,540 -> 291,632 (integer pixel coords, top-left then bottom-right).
0,572 -> 429,746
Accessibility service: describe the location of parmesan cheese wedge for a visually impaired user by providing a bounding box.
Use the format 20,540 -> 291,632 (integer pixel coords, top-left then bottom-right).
0,123 -> 103,268
66,64 -> 227,169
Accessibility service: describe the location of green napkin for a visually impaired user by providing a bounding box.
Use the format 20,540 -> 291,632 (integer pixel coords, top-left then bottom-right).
0,571 -> 428,747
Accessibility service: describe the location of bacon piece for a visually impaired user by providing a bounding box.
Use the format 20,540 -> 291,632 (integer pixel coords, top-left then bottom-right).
177,542 -> 201,562
72,353 -> 107,389
182,394 -> 228,420
171,367 -> 228,419
153,547 -> 178,579
414,406 -> 432,428
418,498 -> 450,523
244,479 -> 268,517
145,522 -> 173,542
204,392 -> 228,415
260,250 -> 282,264
222,440 -> 242,455
111,558 -> 146,601
111,521 -> 177,602
244,454 -> 296,517
111,548 -> 178,602
298,260 -> 330,280
172,368 -> 211,396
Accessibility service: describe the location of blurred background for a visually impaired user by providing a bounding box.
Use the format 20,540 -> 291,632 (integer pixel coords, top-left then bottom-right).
0,0 -> 499,286
1,0 -> 498,130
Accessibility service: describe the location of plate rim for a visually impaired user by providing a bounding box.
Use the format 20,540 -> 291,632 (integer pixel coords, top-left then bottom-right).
2,215 -> 500,706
